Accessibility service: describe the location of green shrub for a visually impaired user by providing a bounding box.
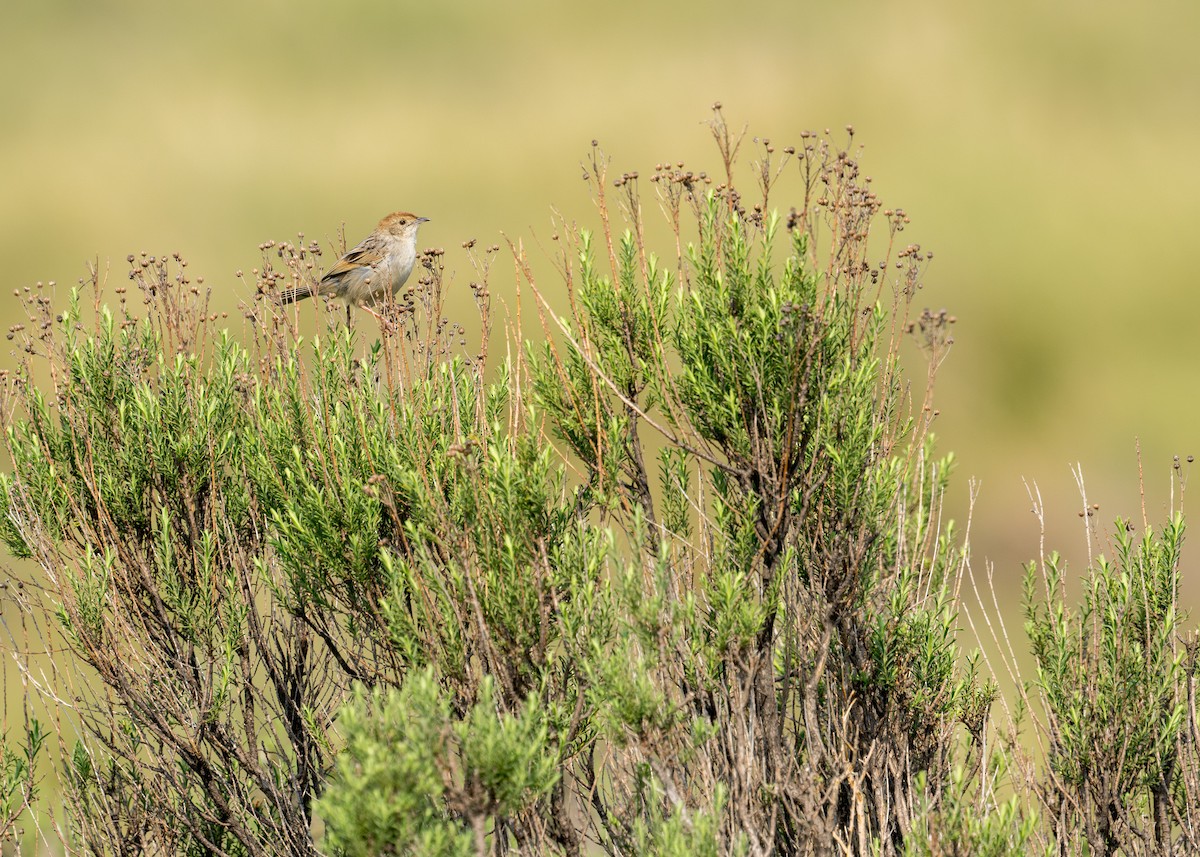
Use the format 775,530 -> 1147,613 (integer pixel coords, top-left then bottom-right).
4,109 -> 1192,856
1023,512 -> 1200,854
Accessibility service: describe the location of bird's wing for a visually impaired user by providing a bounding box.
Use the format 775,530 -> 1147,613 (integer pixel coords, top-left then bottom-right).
321,244 -> 383,283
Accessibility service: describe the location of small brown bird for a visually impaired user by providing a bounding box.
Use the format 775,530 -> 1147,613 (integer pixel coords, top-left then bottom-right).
279,211 -> 429,323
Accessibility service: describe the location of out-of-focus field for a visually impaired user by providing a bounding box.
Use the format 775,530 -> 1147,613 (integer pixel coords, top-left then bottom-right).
2,0 -> 1199,696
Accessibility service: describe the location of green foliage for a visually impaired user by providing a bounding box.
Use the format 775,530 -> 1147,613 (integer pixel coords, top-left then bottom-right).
0,719 -> 45,847
1025,514 -> 1196,853
902,767 -> 1044,857
319,672 -> 558,857
629,784 -> 744,857
5,114 -> 1194,857
0,119 -> 982,856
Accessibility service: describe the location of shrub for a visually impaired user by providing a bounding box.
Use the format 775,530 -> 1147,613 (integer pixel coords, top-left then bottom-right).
1018,506 -> 1200,855
11,108 -> 1190,856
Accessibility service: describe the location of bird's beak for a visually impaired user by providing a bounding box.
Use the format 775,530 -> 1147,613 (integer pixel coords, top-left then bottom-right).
418,217 -> 430,224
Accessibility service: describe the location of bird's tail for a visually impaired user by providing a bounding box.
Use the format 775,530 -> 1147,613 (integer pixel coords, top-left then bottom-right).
278,283 -> 316,304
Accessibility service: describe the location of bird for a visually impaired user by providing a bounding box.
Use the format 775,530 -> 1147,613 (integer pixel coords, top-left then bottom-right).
278,211 -> 429,324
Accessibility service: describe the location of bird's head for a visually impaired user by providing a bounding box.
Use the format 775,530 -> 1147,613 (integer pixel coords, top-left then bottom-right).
378,211 -> 430,237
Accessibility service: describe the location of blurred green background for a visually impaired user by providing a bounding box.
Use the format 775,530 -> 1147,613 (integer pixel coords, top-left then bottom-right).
3,0 -> 1199,617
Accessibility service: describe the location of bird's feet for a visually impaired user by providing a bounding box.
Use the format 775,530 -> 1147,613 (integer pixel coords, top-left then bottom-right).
360,304 -> 397,334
